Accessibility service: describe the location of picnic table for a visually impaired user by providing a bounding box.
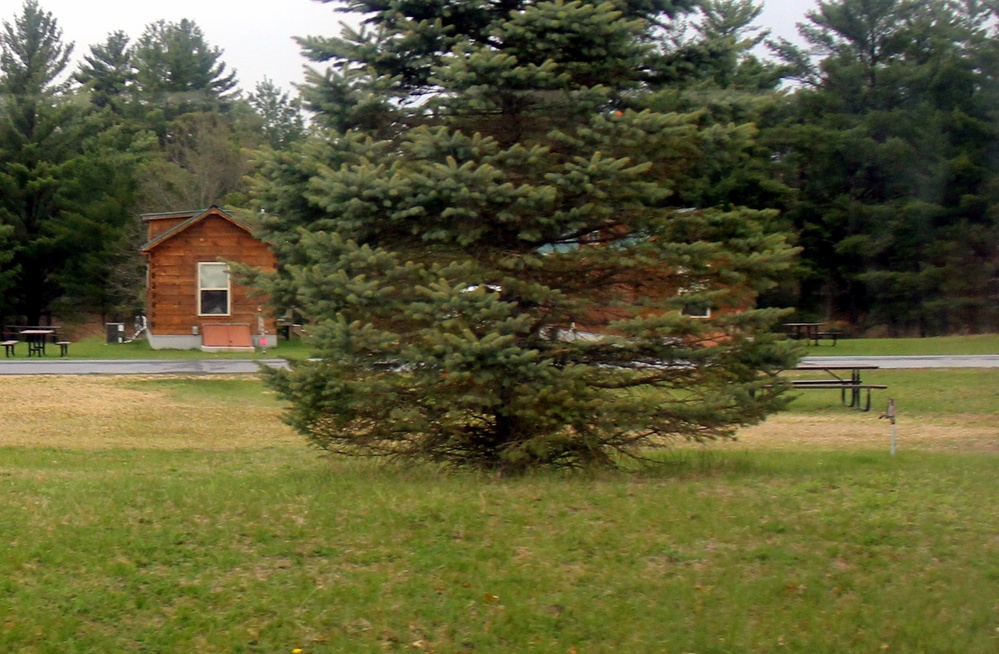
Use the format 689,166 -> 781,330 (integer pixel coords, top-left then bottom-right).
21,329 -> 55,357
783,322 -> 841,346
2,326 -> 63,357
787,364 -> 887,411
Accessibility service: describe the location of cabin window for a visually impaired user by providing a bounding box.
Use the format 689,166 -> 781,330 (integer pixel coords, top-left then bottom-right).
678,278 -> 711,319
198,262 -> 230,316
681,302 -> 711,319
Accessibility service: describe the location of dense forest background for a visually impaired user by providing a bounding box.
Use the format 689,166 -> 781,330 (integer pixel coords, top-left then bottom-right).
1,0 -> 997,335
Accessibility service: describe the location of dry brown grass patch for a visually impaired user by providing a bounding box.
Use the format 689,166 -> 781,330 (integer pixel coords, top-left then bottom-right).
1,376 -> 996,454
0,375 -> 299,450
734,412 -> 999,453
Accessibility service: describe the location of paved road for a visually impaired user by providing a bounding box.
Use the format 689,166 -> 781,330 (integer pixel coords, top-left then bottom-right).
0,355 -> 997,375
0,359 -> 290,375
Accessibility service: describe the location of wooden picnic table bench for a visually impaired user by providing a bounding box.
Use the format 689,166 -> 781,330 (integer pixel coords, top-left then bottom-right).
789,382 -> 888,412
815,330 -> 841,345
1,326 -> 67,357
782,322 -> 842,346
784,365 -> 886,411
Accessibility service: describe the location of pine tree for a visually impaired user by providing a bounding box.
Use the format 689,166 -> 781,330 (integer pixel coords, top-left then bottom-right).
0,223 -> 14,302
772,0 -> 999,333
0,0 -> 76,322
132,18 -> 239,122
246,78 -> 306,150
73,30 -> 135,114
0,1 -> 147,323
252,0 -> 798,471
123,18 -> 259,211
48,118 -> 150,321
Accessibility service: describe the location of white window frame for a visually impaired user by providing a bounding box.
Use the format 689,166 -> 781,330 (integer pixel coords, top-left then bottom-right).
681,301 -> 712,319
678,276 -> 712,319
198,262 -> 231,316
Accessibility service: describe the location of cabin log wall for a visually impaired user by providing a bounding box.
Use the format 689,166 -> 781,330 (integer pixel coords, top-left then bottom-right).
145,213 -> 276,336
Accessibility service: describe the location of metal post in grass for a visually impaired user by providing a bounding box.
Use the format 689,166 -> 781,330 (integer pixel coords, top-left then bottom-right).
880,399 -> 897,456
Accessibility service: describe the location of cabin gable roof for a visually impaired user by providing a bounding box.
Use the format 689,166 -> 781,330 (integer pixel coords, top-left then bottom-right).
140,206 -> 259,254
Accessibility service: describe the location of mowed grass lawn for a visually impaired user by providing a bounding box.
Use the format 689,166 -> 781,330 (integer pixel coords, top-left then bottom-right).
0,371 -> 997,653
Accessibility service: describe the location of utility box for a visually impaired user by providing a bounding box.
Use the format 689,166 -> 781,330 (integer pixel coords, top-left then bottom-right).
106,322 -> 125,344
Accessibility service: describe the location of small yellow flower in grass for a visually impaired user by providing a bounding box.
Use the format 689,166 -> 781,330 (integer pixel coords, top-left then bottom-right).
292,649 -> 303,654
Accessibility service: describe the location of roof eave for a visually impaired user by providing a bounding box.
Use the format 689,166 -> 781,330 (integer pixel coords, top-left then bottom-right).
140,206 -> 257,254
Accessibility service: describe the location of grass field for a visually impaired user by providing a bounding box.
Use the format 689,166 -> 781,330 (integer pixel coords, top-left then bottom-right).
795,333 -> 999,356
1,369 -> 997,653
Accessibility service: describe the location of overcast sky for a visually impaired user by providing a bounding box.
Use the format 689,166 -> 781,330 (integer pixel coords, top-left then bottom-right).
19,0 -> 818,94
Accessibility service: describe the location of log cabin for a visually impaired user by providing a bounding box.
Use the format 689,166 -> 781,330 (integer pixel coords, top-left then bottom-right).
140,206 -> 277,351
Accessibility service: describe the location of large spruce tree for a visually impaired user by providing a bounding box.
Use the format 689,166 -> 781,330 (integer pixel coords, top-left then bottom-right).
252,0 -> 798,471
